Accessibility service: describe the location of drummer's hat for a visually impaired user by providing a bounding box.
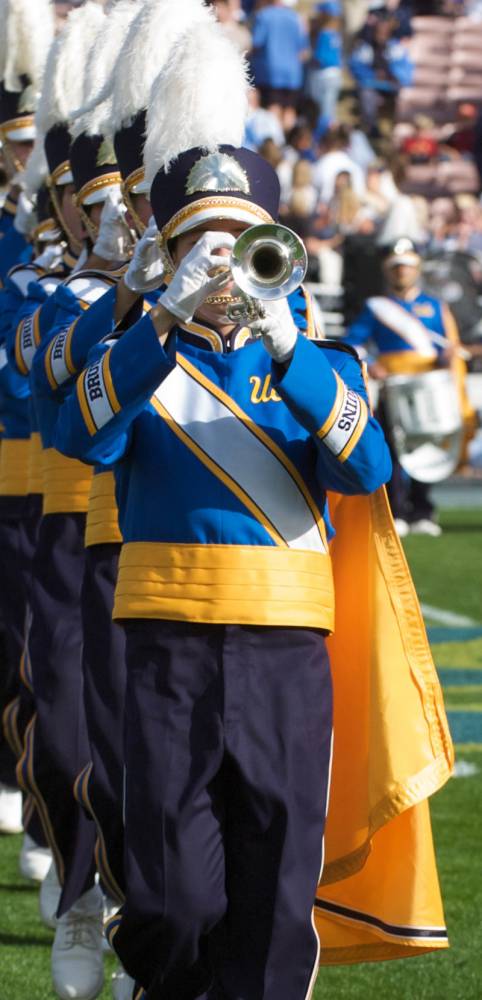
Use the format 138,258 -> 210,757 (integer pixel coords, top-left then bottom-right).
145,16 -> 281,271
0,0 -> 55,148
108,0 -> 214,232
383,238 -> 421,269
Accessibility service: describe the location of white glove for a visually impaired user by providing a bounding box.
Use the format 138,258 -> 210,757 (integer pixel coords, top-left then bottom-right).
250,297 -> 298,363
159,231 -> 235,323
14,191 -> 37,236
34,243 -> 64,271
124,217 -> 164,293
93,188 -> 131,261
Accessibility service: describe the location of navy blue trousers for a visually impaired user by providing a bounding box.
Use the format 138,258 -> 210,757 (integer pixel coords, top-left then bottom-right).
80,542 -> 126,903
0,496 -> 47,847
18,513 -> 95,913
113,621 -> 333,1000
0,498 -> 39,785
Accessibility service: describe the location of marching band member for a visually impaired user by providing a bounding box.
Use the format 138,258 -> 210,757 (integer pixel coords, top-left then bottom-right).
53,19 -> 398,998
32,3 -> 212,972
0,0 -> 54,851
345,238 -> 476,536
8,5 -> 127,997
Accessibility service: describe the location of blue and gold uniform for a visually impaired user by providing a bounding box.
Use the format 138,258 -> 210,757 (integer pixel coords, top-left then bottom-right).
346,288 -> 449,375
345,246 -> 475,527
51,309 -> 389,630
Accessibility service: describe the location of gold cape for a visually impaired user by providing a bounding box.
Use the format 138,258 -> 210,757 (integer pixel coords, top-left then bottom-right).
315,486 -> 454,965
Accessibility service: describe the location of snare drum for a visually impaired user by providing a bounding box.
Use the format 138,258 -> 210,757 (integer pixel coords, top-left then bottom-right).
382,368 -> 463,483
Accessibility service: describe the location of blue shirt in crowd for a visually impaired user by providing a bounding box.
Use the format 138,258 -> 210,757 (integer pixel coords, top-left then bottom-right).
252,5 -> 308,90
313,28 -> 342,70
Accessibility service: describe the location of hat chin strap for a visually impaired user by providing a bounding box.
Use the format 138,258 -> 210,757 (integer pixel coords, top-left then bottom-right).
48,180 -> 84,256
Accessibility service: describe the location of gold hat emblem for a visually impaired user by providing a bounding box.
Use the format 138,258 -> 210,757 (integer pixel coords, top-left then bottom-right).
186,152 -> 250,196
96,138 -> 117,167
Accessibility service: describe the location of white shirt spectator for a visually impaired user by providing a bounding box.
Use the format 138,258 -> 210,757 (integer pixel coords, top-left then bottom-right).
312,150 -> 366,202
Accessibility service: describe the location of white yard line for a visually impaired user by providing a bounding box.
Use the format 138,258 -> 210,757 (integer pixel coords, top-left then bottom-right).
421,604 -> 481,629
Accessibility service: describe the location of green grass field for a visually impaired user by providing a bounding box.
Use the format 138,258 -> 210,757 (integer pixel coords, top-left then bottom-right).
1,508 -> 481,999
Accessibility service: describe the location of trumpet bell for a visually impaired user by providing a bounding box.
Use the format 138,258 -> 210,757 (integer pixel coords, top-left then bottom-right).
230,224 -> 308,302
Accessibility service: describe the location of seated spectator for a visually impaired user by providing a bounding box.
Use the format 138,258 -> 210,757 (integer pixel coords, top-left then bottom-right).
286,159 -> 319,215
304,201 -> 345,285
312,124 -> 366,201
402,115 -> 440,164
257,137 -> 293,206
250,0 -> 310,131
362,159 -> 393,218
244,87 -> 285,151
211,0 -> 252,51
442,103 -> 478,158
306,1 -> 343,124
284,122 -> 317,163
349,14 -> 414,134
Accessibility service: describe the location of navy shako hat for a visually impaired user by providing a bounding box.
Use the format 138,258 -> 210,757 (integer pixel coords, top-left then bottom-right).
69,133 -> 121,208
114,111 -> 148,195
0,77 -> 36,142
151,145 -> 281,251
44,124 -> 73,187
383,237 -> 421,269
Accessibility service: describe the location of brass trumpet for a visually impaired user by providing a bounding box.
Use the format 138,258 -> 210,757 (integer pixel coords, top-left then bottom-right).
226,224 -> 308,324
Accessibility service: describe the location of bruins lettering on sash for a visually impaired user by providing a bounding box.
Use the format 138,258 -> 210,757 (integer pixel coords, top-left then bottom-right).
77,349 -> 120,435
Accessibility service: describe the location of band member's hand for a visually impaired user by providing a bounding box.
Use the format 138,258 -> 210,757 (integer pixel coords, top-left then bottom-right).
368,360 -> 388,381
13,191 -> 36,236
159,231 -> 235,322
93,189 -> 131,262
250,297 -> 298,363
124,217 -> 164,293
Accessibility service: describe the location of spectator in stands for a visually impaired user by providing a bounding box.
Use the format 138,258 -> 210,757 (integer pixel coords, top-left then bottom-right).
349,14 -> 414,134
442,103 -> 478,158
312,124 -> 366,201
402,114 -> 440,164
250,0 -> 310,130
304,201 -> 345,285
362,159 -> 394,218
211,0 -> 252,51
244,87 -> 285,151
307,1 -> 343,124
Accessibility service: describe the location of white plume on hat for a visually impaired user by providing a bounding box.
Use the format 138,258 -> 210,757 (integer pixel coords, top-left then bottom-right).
110,0 -> 214,135
0,0 -> 55,94
144,20 -> 250,187
36,1 -> 106,137
70,0 -> 143,139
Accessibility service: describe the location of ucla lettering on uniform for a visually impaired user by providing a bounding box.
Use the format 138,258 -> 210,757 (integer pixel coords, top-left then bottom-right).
249,374 -> 281,405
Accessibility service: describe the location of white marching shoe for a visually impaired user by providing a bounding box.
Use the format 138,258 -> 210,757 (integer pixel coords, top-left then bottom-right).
410,518 -> 442,537
51,884 -> 104,999
19,833 -> 52,882
40,858 -> 62,929
0,783 -> 23,833
394,518 -> 410,538
111,965 -> 136,1000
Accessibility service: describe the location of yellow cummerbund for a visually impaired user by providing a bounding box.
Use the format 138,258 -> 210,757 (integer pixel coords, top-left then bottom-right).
43,447 -> 93,515
28,433 -> 44,496
85,471 -> 122,547
0,439 -> 30,496
379,352 -> 436,376
114,542 -> 335,630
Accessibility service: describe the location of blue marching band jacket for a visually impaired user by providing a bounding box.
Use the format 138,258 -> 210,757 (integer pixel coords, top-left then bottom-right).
25,277 -> 391,631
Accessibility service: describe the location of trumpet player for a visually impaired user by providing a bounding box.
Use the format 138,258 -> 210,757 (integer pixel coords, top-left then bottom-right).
47,16 -> 396,999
